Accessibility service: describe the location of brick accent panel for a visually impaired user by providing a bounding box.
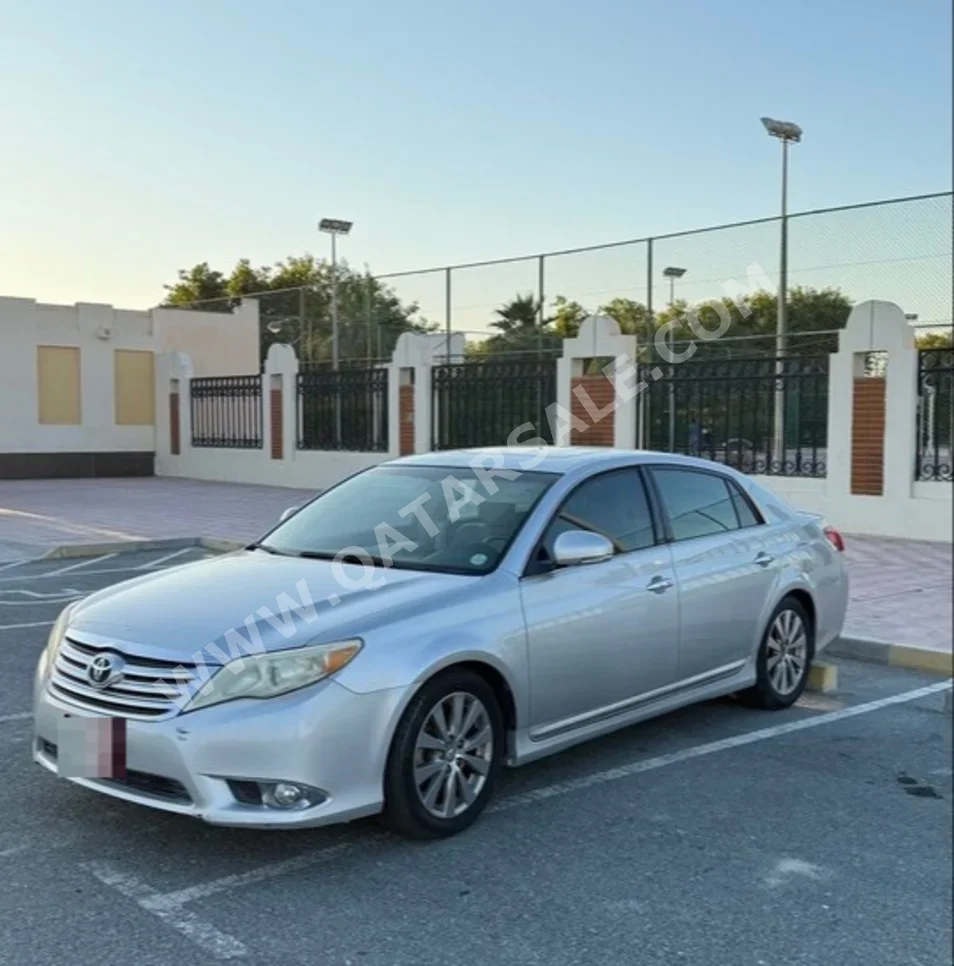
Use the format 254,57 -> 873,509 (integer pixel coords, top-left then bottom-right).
270,389 -> 283,460
399,384 -> 415,455
169,392 -> 180,456
571,374 -> 615,446
850,377 -> 885,495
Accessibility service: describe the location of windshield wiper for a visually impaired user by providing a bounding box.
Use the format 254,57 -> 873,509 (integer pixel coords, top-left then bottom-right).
246,543 -> 298,557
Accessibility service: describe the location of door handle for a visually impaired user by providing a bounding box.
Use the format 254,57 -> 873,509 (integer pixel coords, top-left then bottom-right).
646,575 -> 674,594
754,551 -> 775,567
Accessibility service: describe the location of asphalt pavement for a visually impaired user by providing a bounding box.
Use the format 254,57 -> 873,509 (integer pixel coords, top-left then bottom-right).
0,549 -> 951,966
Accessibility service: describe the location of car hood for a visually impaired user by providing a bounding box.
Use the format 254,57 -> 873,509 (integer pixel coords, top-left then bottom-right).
68,550 -> 476,665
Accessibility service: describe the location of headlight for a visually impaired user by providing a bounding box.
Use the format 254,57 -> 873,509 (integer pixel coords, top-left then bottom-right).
182,639 -> 362,713
44,602 -> 77,661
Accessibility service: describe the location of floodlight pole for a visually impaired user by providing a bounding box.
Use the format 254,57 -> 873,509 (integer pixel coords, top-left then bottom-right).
662,266 -> 686,452
761,117 -> 801,470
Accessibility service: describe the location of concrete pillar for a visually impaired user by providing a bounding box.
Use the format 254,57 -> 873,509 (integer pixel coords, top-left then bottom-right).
557,315 -> 638,449
154,351 -> 193,467
264,343 -> 298,464
828,301 -> 918,503
390,332 -> 449,457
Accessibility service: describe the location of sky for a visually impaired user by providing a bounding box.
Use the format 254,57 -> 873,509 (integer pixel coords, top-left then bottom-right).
0,0 -> 951,329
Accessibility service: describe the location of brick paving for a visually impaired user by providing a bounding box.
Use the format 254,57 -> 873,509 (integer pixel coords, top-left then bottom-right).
840,533 -> 952,652
0,478 -> 950,650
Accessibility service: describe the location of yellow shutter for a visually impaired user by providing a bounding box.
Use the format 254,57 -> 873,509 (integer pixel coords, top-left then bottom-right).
37,346 -> 81,425
114,350 -> 156,426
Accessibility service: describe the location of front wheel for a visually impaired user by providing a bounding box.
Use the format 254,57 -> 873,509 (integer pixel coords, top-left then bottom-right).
383,669 -> 503,840
740,596 -> 814,710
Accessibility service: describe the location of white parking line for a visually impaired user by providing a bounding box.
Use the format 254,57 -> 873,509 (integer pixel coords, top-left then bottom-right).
0,620 -> 55,631
133,547 -> 194,570
0,560 -> 206,584
42,554 -> 118,577
79,679 -> 951,959
151,842 -> 353,906
0,559 -> 31,574
0,712 -> 31,724
84,862 -> 247,960
491,679 -> 953,812
0,595 -> 82,607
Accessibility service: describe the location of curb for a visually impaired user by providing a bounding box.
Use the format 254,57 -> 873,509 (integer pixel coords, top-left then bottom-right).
39,536 -> 246,560
829,635 -> 952,677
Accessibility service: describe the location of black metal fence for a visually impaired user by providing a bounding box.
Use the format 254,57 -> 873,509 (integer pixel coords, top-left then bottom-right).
638,355 -> 829,477
432,359 -> 557,450
190,375 -> 263,448
916,348 -> 954,482
297,368 -> 389,452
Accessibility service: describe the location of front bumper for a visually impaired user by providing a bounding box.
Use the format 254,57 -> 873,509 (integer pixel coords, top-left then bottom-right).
33,660 -> 407,829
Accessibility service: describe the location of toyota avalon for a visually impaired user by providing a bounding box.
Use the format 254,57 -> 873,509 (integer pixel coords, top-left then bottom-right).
33,447 -> 849,839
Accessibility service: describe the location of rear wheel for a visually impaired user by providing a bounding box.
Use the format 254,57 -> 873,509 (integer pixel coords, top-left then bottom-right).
740,596 -> 813,710
383,669 -> 503,840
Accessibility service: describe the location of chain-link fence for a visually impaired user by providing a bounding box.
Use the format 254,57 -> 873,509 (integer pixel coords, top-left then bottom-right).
373,191 -> 951,364
164,192 -> 951,369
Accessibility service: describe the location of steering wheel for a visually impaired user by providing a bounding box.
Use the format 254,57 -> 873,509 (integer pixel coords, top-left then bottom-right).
448,520 -> 491,548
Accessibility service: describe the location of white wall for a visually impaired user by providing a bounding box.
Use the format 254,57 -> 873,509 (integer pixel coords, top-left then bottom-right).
0,295 -> 260,462
0,297 -> 155,454
154,301 -> 259,376
752,476 -> 952,543
161,447 -> 387,492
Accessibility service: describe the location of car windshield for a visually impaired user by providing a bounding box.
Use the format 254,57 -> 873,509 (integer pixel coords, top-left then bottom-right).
259,464 -> 559,575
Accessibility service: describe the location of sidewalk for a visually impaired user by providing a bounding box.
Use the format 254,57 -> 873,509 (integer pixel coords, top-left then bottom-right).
0,477 -> 950,653
840,534 -> 952,653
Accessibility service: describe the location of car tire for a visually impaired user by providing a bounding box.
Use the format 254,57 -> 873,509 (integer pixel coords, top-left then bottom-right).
382,669 -> 503,840
739,595 -> 814,710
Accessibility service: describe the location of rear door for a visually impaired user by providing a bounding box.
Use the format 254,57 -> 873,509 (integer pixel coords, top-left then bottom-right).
647,466 -> 778,682
520,467 -> 679,738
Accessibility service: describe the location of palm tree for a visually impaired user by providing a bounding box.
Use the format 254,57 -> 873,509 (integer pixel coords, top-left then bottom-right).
491,294 -> 544,335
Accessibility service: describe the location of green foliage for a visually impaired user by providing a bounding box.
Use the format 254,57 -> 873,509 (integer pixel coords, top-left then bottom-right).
163,255 -> 435,366
468,286 -> 854,361
916,330 -> 953,348
466,294 -> 561,359
550,296 -> 588,338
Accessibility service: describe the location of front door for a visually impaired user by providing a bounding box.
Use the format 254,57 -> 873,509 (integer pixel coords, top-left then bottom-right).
519,468 -> 680,739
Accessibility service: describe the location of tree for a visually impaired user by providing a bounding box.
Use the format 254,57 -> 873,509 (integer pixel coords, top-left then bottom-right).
162,255 -> 434,366
163,263 -> 229,306
550,296 -> 589,338
466,294 -> 561,359
490,294 -> 543,335
598,297 -> 654,341
917,330 -> 953,348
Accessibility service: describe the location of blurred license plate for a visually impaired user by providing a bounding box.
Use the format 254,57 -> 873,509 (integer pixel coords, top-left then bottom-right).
57,713 -> 126,778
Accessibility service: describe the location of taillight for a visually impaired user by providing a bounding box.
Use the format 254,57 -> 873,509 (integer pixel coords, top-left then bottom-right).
824,526 -> 845,552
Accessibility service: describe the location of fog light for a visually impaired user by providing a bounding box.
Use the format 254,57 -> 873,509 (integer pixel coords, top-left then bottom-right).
272,783 -> 304,807
257,780 -> 326,810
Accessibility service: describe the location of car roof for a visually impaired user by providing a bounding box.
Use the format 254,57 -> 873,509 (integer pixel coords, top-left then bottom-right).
388,446 -> 738,476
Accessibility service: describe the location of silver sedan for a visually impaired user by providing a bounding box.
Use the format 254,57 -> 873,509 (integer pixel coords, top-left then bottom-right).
33,447 -> 849,839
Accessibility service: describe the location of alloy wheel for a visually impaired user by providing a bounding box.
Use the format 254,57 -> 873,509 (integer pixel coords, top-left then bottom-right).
413,691 -> 493,819
766,609 -> 808,696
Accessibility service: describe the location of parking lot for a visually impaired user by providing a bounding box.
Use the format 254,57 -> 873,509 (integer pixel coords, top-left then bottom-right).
0,548 -> 950,966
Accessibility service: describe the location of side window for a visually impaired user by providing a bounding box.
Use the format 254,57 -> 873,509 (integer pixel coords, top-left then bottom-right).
542,469 -> 656,557
729,482 -> 763,528
651,469 -> 740,541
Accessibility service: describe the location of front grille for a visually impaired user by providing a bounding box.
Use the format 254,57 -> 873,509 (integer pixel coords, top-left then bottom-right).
49,637 -> 196,720
101,770 -> 192,803
37,740 -> 192,803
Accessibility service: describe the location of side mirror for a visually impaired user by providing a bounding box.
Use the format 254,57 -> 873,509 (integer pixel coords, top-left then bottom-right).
552,530 -> 614,567
279,506 -> 297,523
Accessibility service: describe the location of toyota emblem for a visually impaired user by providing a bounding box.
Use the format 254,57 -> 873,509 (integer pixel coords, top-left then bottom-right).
86,654 -> 123,689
